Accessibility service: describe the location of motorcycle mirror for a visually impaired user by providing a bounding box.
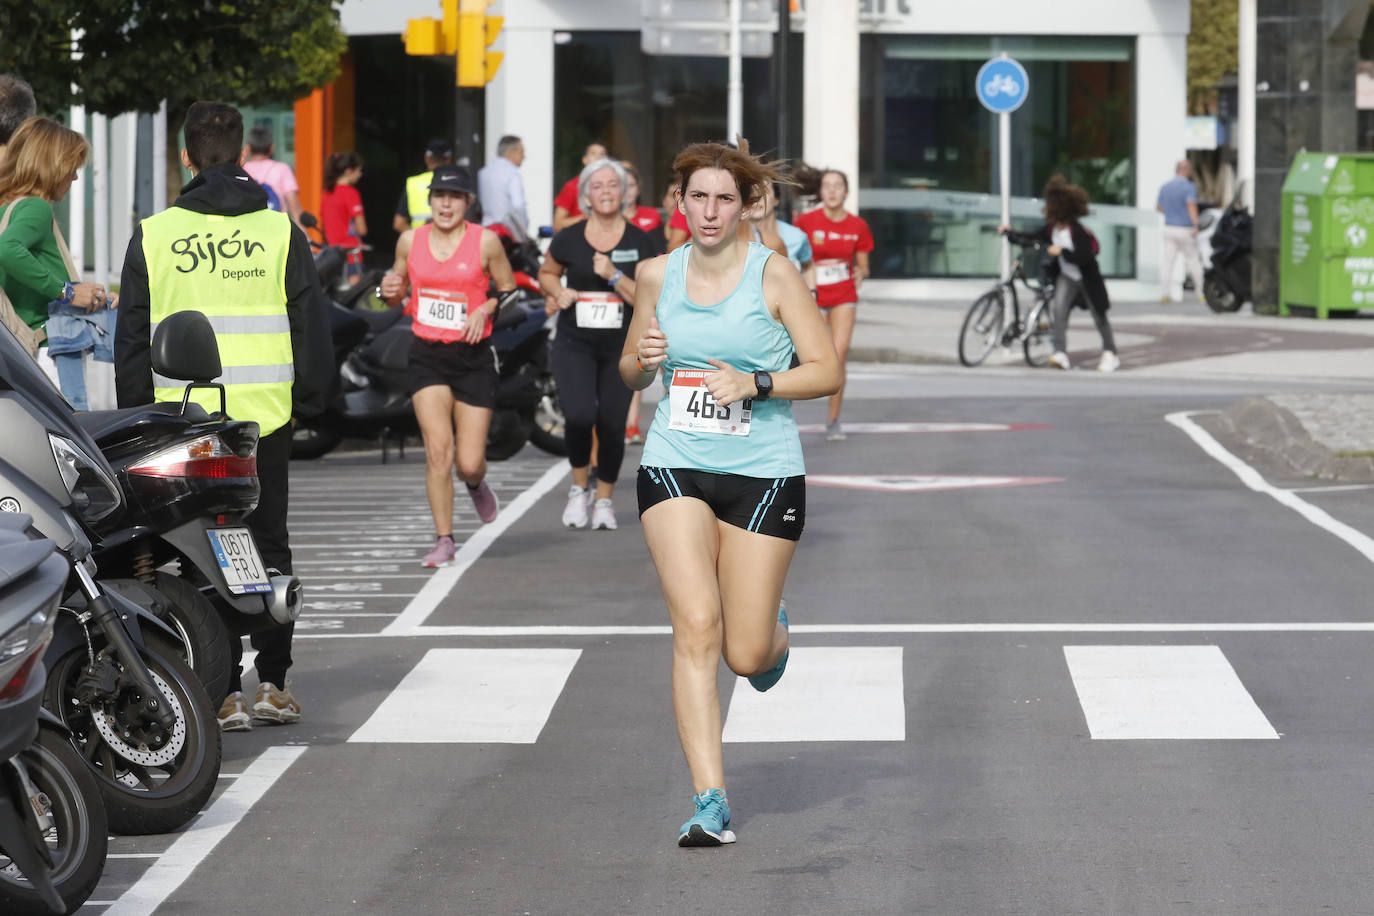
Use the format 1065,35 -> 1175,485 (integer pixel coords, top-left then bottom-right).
300,212 -> 318,229
152,310 -> 223,383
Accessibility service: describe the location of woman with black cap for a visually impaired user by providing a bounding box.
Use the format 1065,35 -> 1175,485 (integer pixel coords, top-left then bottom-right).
380,164 -> 517,567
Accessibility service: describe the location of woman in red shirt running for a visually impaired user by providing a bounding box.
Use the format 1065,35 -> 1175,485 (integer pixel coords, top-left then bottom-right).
792,169 -> 873,440
321,152 -> 367,284
380,165 -> 516,567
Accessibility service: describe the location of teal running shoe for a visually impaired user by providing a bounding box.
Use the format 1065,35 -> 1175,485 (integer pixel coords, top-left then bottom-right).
747,600 -> 789,692
679,788 -> 735,847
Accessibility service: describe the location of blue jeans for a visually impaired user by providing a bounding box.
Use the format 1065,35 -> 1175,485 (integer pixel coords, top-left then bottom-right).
45,302 -> 114,411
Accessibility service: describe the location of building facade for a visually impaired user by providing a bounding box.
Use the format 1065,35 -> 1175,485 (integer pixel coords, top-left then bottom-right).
340,0 -> 1191,284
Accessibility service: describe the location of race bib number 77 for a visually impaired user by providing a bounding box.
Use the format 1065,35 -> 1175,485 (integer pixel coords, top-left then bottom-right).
668,369 -> 751,436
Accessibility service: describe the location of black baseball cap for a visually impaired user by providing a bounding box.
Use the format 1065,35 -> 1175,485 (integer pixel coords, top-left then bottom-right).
428,164 -> 475,194
425,138 -> 454,159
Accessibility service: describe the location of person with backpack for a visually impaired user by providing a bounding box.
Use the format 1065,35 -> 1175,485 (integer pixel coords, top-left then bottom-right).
1001,177 -> 1119,373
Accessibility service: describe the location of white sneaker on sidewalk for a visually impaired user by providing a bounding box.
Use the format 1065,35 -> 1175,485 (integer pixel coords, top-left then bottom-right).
591,498 -> 617,530
561,485 -> 590,528
1048,351 -> 1071,370
1097,351 -> 1121,373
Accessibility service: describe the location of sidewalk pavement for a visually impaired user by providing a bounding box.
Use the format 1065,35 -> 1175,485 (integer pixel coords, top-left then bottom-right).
851,295 -> 1374,480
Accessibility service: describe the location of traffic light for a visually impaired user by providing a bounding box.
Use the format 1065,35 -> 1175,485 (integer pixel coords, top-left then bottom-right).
457,0 -> 503,88
403,0 -> 504,87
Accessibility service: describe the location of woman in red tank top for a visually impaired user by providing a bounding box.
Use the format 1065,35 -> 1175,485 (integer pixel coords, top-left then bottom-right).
380,165 -> 516,568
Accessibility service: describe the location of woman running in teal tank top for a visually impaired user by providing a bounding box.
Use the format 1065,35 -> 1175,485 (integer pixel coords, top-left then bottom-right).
619,141 -> 841,848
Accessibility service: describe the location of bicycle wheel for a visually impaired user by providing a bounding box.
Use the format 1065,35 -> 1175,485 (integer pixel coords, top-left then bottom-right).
958,290 -> 1005,367
1023,298 -> 1054,366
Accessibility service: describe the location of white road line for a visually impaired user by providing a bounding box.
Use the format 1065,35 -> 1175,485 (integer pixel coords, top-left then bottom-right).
723,647 -> 905,743
1166,411 -> 1374,564
102,745 -> 306,916
292,622 -> 1374,640
106,853 -> 160,859
348,648 -> 581,743
1065,645 -> 1279,740
385,460 -> 568,634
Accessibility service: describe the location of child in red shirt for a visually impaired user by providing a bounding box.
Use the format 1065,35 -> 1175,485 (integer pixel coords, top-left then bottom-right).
321,152 -> 367,283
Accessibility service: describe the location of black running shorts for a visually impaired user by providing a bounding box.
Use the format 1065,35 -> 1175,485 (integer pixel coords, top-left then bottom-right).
637,466 -> 805,541
409,337 -> 499,409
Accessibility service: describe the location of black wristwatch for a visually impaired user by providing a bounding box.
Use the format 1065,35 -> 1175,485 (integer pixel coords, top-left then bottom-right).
752,371 -> 773,400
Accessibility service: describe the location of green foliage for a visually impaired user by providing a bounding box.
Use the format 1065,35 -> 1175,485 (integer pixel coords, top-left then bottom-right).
0,0 -> 347,116
1188,0 -> 1238,113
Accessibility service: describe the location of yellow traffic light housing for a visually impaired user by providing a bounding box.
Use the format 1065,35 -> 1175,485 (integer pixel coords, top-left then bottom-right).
405,0 -> 503,88
457,0 -> 503,88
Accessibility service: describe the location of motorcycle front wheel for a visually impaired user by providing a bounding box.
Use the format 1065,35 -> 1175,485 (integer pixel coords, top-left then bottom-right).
0,727 -> 109,915
486,408 -> 535,462
44,631 -> 221,835
528,370 -> 566,457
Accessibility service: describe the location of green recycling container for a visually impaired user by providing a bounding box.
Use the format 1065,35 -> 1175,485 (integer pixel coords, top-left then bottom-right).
1281,152 -> 1374,317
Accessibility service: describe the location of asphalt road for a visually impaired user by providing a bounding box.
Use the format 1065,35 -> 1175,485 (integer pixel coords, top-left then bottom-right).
83,363 -> 1374,915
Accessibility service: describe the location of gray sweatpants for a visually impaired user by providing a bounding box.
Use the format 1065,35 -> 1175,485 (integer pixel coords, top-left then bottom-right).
1051,274 -> 1115,355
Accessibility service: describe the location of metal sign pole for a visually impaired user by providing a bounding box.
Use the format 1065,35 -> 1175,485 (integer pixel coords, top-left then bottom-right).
1000,110 -> 1011,281
727,0 -> 742,141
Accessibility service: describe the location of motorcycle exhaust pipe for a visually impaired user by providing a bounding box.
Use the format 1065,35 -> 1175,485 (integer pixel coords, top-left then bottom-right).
267,574 -> 302,626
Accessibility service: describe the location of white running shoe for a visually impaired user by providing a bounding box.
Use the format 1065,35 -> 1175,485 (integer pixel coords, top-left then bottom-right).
1048,351 -> 1071,370
562,485 -> 590,528
591,498 -> 617,530
1097,351 -> 1121,373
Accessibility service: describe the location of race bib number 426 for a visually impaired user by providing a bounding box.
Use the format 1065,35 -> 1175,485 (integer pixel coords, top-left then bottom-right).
668,369 -> 751,436
815,259 -> 851,286
416,288 -> 468,331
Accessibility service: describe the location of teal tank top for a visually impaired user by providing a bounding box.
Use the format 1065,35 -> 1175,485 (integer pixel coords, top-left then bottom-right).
640,242 -> 804,477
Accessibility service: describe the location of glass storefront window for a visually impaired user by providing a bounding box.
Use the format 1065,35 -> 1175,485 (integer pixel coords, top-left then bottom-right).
553,32 -> 802,212
859,34 -> 1136,278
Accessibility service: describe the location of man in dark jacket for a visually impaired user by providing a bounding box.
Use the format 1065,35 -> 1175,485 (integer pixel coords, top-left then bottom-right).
115,100 -> 333,730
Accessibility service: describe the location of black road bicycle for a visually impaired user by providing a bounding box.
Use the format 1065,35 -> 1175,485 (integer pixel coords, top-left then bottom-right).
957,233 -> 1056,368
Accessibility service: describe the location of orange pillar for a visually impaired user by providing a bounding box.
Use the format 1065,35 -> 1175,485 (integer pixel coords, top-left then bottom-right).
294,88 -> 333,220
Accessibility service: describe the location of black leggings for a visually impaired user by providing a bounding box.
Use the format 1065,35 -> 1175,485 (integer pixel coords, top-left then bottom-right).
551,333 -> 634,484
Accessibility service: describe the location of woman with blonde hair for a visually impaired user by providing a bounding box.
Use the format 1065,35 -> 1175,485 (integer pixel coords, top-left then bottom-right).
622,140 -> 840,846
0,117 -> 114,405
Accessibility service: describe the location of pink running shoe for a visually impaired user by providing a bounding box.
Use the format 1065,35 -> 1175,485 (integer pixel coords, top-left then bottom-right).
421,535 -> 456,568
469,480 -> 499,523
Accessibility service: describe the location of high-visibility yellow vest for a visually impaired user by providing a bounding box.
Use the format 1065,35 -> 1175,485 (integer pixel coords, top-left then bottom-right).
141,206 -> 294,435
406,172 -> 433,225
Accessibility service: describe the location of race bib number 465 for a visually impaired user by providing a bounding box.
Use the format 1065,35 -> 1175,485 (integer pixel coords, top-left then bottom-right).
416,288 -> 468,331
815,259 -> 851,286
668,369 -> 751,436
575,291 -> 623,329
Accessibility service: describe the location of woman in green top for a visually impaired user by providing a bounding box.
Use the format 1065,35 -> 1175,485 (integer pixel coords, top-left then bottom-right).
0,117 -> 112,407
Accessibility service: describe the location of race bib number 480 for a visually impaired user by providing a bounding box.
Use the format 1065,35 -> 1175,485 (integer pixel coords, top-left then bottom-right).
815,259 -> 851,286
416,288 -> 468,331
575,292 -> 623,329
668,369 -> 751,436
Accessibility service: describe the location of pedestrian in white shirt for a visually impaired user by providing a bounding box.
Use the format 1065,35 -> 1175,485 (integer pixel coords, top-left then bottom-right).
478,135 -> 528,232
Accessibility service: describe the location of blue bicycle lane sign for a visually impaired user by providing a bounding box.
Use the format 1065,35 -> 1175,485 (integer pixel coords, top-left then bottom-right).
976,56 -> 1029,114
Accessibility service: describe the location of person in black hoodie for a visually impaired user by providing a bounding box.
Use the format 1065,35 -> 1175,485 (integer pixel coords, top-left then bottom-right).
115,100 -> 333,730
1002,178 -> 1119,372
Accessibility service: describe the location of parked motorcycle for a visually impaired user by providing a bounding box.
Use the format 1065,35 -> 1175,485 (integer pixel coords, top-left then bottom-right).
291,218 -> 566,461
1203,200 -> 1252,313
0,514 -> 107,915
79,312 -> 302,708
0,321 -> 221,836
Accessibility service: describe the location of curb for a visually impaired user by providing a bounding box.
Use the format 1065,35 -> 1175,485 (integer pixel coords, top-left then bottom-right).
1211,398 -> 1374,483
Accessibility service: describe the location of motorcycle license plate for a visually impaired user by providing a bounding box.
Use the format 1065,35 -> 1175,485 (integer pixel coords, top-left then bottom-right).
206,527 -> 272,595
